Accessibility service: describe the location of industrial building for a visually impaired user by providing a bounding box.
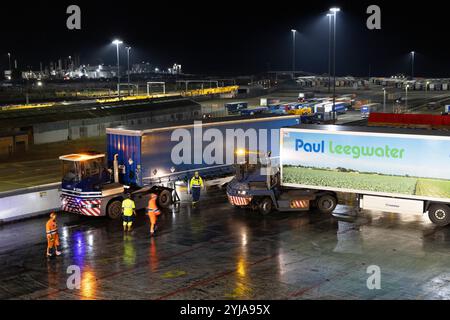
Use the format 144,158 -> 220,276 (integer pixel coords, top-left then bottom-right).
0,98 -> 202,147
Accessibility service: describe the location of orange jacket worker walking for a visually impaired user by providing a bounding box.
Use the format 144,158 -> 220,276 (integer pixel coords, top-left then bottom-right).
46,212 -> 61,257
147,193 -> 161,237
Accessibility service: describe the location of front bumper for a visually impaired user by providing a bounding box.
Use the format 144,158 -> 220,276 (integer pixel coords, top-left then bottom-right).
227,195 -> 252,206
61,194 -> 102,216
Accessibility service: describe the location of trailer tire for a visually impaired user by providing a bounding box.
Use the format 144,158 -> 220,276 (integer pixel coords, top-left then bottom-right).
316,194 -> 337,215
158,190 -> 172,208
428,204 -> 450,226
107,199 -> 122,220
258,197 -> 273,216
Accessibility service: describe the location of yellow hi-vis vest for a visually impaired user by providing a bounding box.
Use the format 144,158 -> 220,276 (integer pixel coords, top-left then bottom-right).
190,176 -> 204,189
122,198 -> 135,216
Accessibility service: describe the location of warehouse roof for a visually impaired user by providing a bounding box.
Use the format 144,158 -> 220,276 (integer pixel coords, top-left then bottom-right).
106,114 -> 301,136
0,97 -> 200,130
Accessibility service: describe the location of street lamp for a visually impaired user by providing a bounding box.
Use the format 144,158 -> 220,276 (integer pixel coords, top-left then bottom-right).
7,53 -> 11,71
112,39 -> 123,97
126,46 -> 131,96
411,51 -> 415,79
405,84 -> 410,110
330,7 -> 340,122
291,29 -> 297,77
383,88 -> 386,113
327,14 -> 332,93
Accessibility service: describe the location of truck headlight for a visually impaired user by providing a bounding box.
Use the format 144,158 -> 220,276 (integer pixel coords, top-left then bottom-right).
238,191 -> 247,196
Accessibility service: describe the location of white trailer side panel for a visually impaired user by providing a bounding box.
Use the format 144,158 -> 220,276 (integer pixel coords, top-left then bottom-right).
280,126 -> 450,204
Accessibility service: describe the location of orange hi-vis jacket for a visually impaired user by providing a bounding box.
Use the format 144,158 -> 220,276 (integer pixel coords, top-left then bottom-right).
46,219 -> 58,236
147,194 -> 160,215
46,219 -> 60,247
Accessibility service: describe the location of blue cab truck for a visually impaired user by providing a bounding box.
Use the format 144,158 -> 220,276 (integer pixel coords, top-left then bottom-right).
225,102 -> 248,114
59,114 -> 301,219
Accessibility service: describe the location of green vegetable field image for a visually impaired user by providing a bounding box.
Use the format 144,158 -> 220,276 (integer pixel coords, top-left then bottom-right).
282,166 -> 450,198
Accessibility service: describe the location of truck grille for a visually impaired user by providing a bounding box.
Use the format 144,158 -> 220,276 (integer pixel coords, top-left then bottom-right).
228,195 -> 252,206
61,195 -> 102,216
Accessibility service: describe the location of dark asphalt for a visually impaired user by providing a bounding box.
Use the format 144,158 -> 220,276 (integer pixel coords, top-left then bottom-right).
1,193 -> 450,300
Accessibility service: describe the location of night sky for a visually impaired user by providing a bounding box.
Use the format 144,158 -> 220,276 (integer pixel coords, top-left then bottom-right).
1,0 -> 449,77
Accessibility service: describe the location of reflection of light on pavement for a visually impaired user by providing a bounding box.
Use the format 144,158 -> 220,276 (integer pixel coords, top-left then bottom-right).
225,253 -> 251,299
420,273 -> 450,299
73,231 -> 85,266
241,233 -> 247,247
123,235 -> 136,266
149,237 -> 159,272
277,249 -> 287,275
237,255 -> 246,277
81,268 -> 97,300
333,221 -> 363,254
61,227 -> 69,248
190,217 -> 205,235
87,234 -> 94,247
240,225 -> 249,247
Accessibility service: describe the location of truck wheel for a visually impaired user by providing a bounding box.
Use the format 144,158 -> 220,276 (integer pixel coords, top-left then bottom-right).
428,204 -> 450,226
158,190 -> 172,208
107,200 -> 122,220
316,194 -> 337,214
258,198 -> 273,216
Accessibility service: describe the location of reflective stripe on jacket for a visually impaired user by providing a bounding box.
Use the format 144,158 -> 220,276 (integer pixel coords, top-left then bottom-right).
190,176 -> 204,189
46,220 -> 58,235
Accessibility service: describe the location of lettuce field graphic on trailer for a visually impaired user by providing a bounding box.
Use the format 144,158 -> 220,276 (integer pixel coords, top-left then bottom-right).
281,128 -> 450,201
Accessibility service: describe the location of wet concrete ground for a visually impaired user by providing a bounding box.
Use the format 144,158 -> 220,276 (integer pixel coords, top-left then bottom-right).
1,192 -> 450,300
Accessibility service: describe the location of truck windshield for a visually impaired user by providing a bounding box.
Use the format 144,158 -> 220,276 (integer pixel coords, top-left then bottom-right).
235,163 -> 261,182
62,161 -> 82,182
62,158 -> 105,182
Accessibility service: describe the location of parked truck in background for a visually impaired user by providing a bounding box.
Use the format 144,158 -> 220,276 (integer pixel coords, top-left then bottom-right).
361,103 -> 382,118
298,92 -> 315,102
227,125 -> 450,226
225,102 -> 248,114
59,114 -> 301,219
444,105 -> 450,114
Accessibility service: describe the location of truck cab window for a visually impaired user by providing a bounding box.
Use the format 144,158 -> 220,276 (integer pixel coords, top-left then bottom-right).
62,161 -> 81,182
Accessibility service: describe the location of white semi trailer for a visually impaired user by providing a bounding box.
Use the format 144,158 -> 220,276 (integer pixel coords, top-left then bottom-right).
280,125 -> 450,225
227,125 -> 450,226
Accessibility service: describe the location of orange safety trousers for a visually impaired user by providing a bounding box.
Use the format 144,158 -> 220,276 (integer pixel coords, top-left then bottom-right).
47,233 -> 60,248
46,219 -> 59,249
148,195 -> 160,232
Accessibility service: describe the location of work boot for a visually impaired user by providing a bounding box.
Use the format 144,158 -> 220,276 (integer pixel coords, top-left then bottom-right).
46,252 -> 53,257
55,251 -> 62,256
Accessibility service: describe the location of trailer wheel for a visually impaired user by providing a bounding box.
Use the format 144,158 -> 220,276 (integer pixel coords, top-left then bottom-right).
316,194 -> 337,214
258,198 -> 273,216
158,190 -> 172,208
428,204 -> 450,226
107,199 -> 122,220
